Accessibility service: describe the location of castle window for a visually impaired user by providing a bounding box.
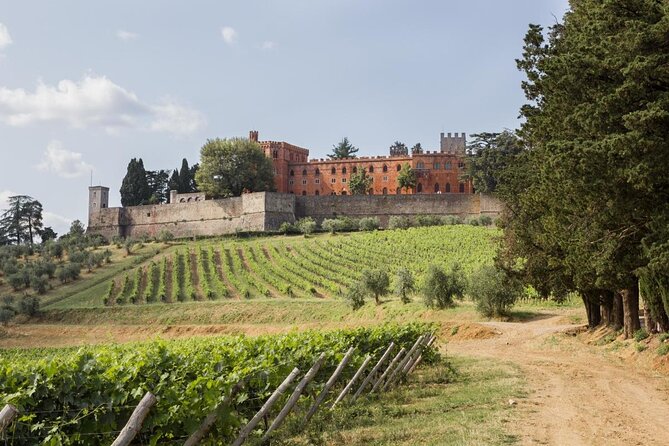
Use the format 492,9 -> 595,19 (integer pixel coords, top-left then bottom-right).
302,169 -> 307,176
342,178 -> 347,183
459,183 -> 465,193
290,191 -> 294,194
315,168 -> 320,176
383,176 -> 388,182
396,188 -> 401,194
302,179 -> 307,185
302,191 -> 307,196
342,167 -> 347,174
445,183 -> 451,192
93,192 -> 97,197
382,187 -> 388,195
315,178 -> 320,184
273,150 -> 278,159
369,166 -> 374,173
315,190 -> 320,196
331,191 -> 336,195
417,183 -> 423,193
417,161 -> 425,169
102,204 -> 106,208
331,178 -> 336,184
396,164 -> 401,172
331,167 -> 336,174
445,162 -> 452,170
93,202 -> 96,208
352,166 -> 358,174
458,161 -> 465,169
341,190 -> 347,195
147,212 -> 151,217
290,169 -> 295,176
433,162 -> 440,170
434,183 -> 440,193
382,164 -> 388,172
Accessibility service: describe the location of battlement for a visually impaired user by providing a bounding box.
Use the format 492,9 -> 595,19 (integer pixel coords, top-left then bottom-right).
440,132 -> 467,154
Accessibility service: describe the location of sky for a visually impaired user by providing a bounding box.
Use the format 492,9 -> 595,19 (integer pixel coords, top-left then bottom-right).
0,0 -> 569,236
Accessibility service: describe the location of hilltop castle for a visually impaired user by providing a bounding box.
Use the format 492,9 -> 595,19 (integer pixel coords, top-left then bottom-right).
87,131 -> 498,240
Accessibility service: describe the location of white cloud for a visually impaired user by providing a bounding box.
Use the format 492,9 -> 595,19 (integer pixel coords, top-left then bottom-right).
37,140 -> 94,179
221,26 -> 238,45
0,23 -> 12,50
0,74 -> 205,135
261,41 -> 277,50
0,190 -> 18,210
150,99 -> 207,135
117,30 -> 139,42
43,211 -> 74,233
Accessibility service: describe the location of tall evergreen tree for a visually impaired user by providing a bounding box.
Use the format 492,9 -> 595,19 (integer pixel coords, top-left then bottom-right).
146,169 -> 170,204
167,169 -> 180,201
328,137 -> 359,159
0,195 -> 44,246
120,158 -> 151,207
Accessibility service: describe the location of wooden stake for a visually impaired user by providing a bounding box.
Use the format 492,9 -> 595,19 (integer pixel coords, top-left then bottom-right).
303,347 -> 355,426
232,367 -> 300,446
261,353 -> 326,442
384,334 -> 426,391
407,335 -> 436,375
331,354 -> 372,409
111,392 -> 157,446
371,348 -> 405,393
184,380 -> 245,446
401,334 -> 432,375
351,342 -> 395,403
0,404 -> 18,434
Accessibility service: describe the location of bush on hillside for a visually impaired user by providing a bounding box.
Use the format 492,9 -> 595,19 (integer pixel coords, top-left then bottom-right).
395,267 -> 415,304
278,222 -> 298,235
19,296 -> 40,317
468,265 -> 521,318
345,281 -> 367,310
321,218 -> 345,234
422,264 -> 466,309
388,216 -> 413,230
30,274 -> 49,295
358,217 -> 380,231
296,217 -> 317,236
361,268 -> 390,305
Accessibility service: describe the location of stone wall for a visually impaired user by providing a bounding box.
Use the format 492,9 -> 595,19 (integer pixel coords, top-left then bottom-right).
87,192 -> 502,239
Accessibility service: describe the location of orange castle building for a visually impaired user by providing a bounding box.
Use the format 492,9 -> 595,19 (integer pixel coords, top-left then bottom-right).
251,130 -> 473,196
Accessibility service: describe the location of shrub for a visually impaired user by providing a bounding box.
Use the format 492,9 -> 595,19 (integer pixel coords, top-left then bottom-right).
30,274 -> 49,295
633,329 -> 649,342
395,267 -> 415,304
321,218 -> 344,234
388,216 -> 413,230
415,215 -> 442,227
468,217 -> 480,226
19,296 -> 40,316
124,238 -> 136,255
278,222 -> 298,235
296,217 -> 317,236
422,264 -> 466,309
345,282 -> 366,310
7,273 -> 26,291
468,265 -> 521,317
479,215 -> 493,226
158,230 -> 174,243
658,343 -> 669,356
358,217 -> 380,232
0,308 -> 15,326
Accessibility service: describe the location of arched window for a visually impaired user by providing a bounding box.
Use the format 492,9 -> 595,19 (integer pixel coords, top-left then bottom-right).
459,183 -> 465,193
396,164 -> 401,172
445,162 -> 452,170
289,169 -> 294,176
315,190 -> 320,196
382,187 -> 388,195
417,183 -> 423,193
341,190 -> 347,195
382,165 -> 388,173
396,188 -> 401,195
315,168 -> 320,176
369,165 -> 374,173
273,150 -> 278,159
445,183 -> 451,193
331,167 -> 336,174
302,191 -> 307,196
352,166 -> 358,174
342,167 -> 347,174
417,161 -> 424,169
290,153 -> 294,161
458,161 -> 465,169
330,191 -> 336,195
302,169 -> 307,176
434,183 -> 440,193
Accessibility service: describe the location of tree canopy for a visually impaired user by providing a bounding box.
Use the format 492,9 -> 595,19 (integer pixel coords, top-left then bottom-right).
120,158 -> 151,207
0,195 -> 43,246
397,163 -> 417,192
195,137 -> 275,198
329,137 -> 358,159
349,168 -> 373,195
464,131 -> 523,194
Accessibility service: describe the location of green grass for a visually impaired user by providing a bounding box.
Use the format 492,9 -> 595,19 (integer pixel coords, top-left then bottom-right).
272,355 -> 525,446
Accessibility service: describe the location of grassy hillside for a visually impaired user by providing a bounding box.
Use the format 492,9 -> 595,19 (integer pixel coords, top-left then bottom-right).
46,226 -> 499,310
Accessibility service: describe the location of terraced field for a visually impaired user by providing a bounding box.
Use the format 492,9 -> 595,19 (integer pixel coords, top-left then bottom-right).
48,225 -> 498,309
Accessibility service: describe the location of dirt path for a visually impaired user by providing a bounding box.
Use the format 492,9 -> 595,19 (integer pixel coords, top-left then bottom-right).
447,313 -> 669,445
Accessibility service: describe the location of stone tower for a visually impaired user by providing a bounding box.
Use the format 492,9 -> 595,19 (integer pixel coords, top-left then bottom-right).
88,186 -> 109,221
440,132 -> 467,154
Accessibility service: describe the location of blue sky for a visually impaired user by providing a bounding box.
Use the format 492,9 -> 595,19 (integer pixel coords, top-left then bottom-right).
0,0 -> 569,236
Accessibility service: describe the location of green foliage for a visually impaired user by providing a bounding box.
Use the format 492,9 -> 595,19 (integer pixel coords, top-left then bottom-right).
389,141 -> 408,156
321,218 -> 344,234
345,281 -> 366,310
468,266 -> 520,318
195,137 -> 275,198
158,229 -> 174,244
658,343 -> 669,356
18,296 -> 40,316
361,268 -> 390,305
278,221 -> 298,235
633,329 -> 649,342
329,137 -> 358,159
395,267 -> 415,304
358,217 -> 380,232
388,216 -> 413,230
296,217 -> 317,236
349,169 -> 373,195
0,324 -> 435,445
422,264 -> 466,309
120,158 -> 151,207
464,131 -> 523,193
30,274 -> 49,295
397,163 -> 417,193
0,194 -> 43,246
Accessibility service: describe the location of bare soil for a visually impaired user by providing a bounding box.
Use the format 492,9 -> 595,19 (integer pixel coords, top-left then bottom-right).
447,312 -> 669,445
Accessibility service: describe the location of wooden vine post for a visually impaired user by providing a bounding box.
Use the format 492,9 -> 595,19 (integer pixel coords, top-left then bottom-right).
407,335 -> 437,375
331,354 -> 372,409
0,404 -> 18,434
384,334 -> 426,390
261,353 -> 326,442
371,348 -> 405,393
232,367 -> 300,446
302,347 -> 356,426
111,392 -> 157,446
351,342 -> 395,403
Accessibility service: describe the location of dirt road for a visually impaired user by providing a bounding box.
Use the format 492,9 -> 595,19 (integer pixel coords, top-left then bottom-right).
447,313 -> 669,446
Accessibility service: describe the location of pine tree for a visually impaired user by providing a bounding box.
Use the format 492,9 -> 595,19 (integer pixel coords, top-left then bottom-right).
328,137 -> 358,159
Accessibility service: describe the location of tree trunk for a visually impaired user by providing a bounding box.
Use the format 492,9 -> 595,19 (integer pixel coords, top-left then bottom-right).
582,292 -> 601,328
643,299 -> 656,333
600,290 -> 613,326
621,283 -> 641,339
612,291 -> 624,330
